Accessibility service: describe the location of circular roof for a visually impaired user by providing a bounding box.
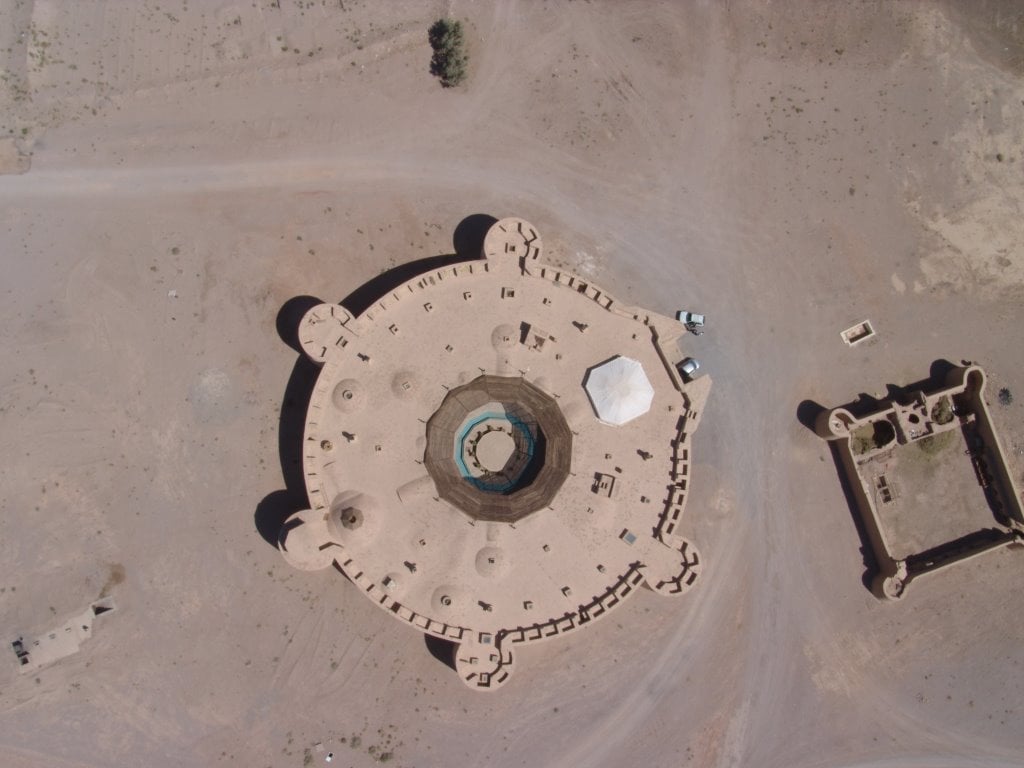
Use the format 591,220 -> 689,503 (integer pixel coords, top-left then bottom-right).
282,217 -> 712,690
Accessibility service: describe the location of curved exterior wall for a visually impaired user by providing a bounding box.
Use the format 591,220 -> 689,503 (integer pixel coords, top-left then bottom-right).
277,217 -> 713,689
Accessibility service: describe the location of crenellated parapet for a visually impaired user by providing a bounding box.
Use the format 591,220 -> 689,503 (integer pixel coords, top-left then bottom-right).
817,364 -> 1024,599
277,218 -> 712,688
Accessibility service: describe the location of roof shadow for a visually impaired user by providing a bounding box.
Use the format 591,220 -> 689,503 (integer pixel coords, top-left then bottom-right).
253,352 -> 321,548
254,213 -> 498,551
424,633 -> 457,671
339,253 -> 470,317
340,213 -> 496,318
452,213 -> 498,259
796,399 -> 826,432
254,489 -> 305,547
826,440 -> 878,590
276,295 -> 323,354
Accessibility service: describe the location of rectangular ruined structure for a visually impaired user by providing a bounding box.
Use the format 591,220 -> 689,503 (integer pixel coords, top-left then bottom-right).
11,598 -> 117,673
840,320 -> 875,347
817,365 -> 1024,599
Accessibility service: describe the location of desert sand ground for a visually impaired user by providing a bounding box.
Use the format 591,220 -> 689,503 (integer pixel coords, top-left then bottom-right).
1,1 -> 1023,767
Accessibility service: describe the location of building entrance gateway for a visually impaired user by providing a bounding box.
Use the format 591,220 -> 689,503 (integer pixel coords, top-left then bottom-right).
277,217 -> 712,690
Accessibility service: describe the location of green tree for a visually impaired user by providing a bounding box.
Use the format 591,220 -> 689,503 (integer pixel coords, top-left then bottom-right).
429,18 -> 468,87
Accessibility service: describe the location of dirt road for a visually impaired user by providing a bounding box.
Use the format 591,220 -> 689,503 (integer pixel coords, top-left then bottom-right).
1,2 -> 1022,767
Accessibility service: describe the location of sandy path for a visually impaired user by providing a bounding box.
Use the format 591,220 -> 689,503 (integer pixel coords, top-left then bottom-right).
1,2 -> 1023,767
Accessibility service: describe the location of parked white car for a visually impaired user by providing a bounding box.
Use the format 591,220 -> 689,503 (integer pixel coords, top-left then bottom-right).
676,310 -> 705,334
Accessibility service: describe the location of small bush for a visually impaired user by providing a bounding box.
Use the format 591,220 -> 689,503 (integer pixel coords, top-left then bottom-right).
851,435 -> 873,455
998,387 -> 1013,406
429,18 -> 468,87
851,420 -> 896,454
931,396 -> 954,425
917,430 -> 955,456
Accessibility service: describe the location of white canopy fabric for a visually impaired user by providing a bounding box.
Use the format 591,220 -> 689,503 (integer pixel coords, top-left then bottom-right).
584,356 -> 654,426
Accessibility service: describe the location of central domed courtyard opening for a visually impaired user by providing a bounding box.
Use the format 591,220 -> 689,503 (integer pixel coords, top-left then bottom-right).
458,412 -> 531,488
425,375 -> 572,523
473,428 -> 516,472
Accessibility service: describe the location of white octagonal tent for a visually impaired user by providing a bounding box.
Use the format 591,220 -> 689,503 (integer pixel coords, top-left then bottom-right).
584,356 -> 655,426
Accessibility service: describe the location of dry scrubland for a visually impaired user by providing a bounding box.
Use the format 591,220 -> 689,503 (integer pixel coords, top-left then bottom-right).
1,1 -> 1023,767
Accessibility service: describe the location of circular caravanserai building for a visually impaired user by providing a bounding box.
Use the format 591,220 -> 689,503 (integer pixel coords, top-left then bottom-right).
279,218 -> 712,690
